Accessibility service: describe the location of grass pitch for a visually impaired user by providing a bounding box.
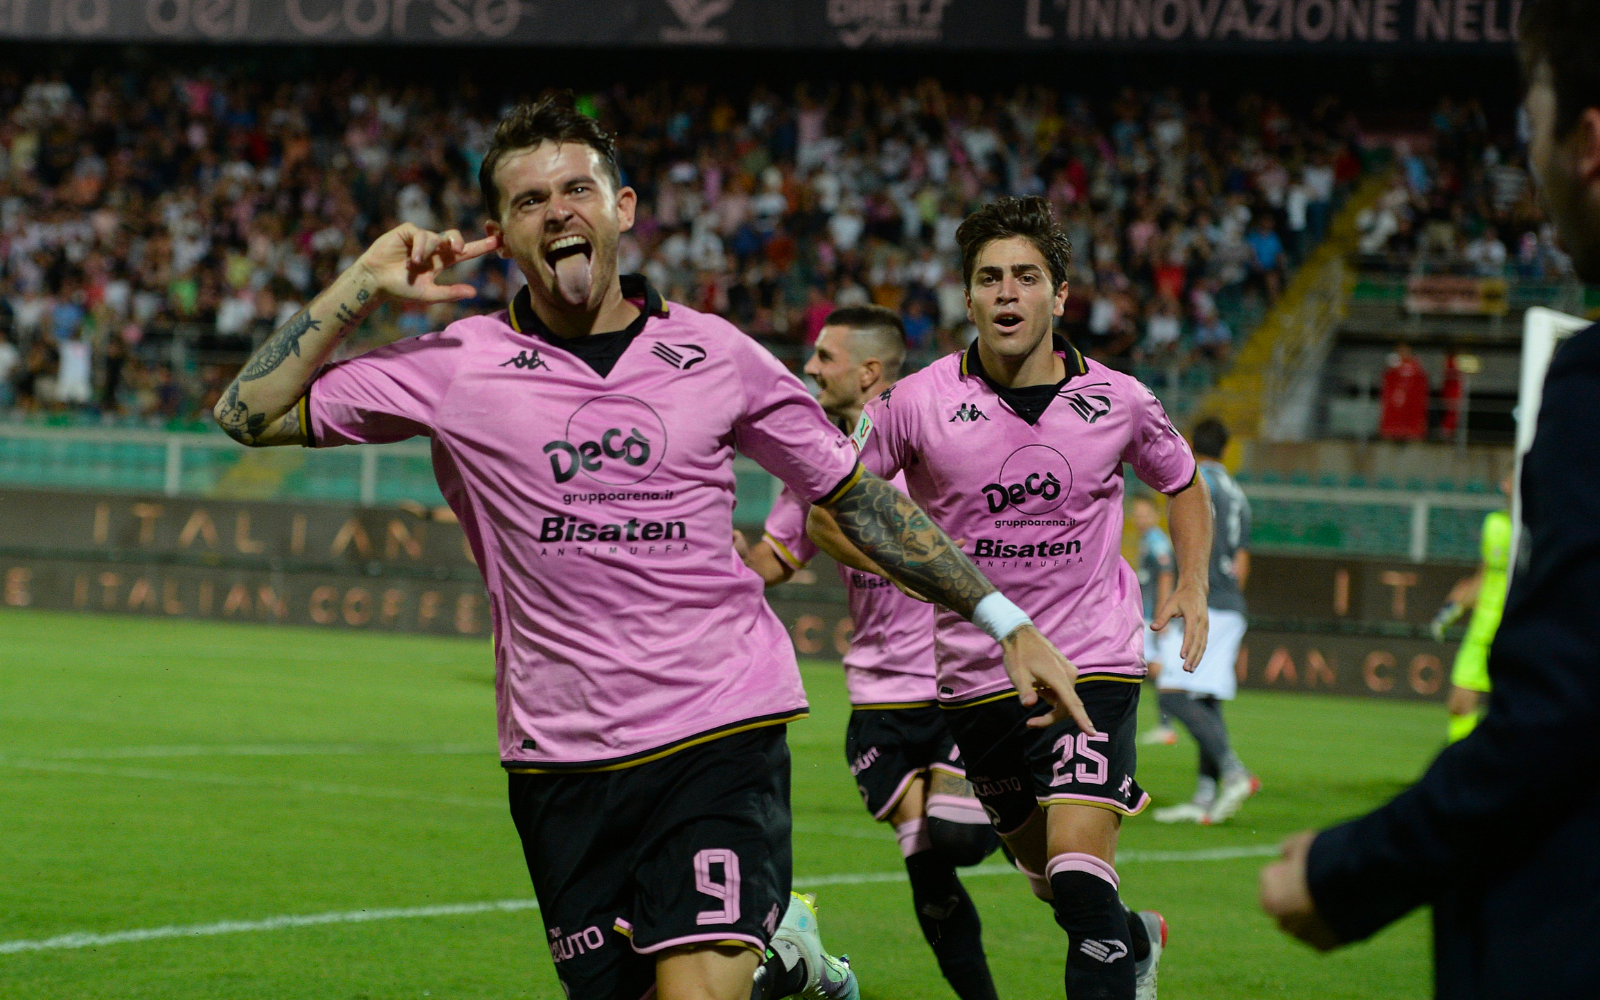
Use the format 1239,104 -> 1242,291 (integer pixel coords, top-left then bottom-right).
1,608 -> 1436,998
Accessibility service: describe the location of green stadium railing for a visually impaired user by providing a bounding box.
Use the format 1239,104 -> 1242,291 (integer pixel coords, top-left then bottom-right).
1242,482 -> 1502,563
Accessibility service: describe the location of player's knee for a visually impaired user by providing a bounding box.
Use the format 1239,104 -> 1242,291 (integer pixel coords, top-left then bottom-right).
927,815 -> 999,868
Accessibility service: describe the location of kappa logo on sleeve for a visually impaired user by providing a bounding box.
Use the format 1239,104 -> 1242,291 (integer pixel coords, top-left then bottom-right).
651,342 -> 708,370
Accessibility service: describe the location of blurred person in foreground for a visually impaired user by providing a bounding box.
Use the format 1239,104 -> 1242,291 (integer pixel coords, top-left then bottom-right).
211,94 -> 1083,1000
1261,5 -> 1600,995
1429,475 -> 1514,742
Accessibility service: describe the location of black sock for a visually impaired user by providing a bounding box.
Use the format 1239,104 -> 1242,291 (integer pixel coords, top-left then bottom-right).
1050,864 -> 1136,1000
750,948 -> 810,1000
1123,903 -> 1150,963
905,850 -> 1000,1000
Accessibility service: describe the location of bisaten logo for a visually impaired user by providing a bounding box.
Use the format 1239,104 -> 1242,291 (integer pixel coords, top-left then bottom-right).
828,0 -> 951,48
662,0 -> 734,42
982,444 -> 1073,514
543,395 -> 668,486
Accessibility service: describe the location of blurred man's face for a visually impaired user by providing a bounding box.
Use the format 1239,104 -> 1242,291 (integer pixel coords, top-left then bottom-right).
804,325 -> 873,419
965,236 -> 1068,363
1131,499 -> 1159,532
1527,62 -> 1600,283
487,142 -> 636,313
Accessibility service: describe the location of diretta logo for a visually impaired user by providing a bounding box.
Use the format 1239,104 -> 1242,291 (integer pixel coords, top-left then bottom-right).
663,0 -> 734,41
828,0 -> 951,48
981,444 -> 1073,514
543,395 -> 668,486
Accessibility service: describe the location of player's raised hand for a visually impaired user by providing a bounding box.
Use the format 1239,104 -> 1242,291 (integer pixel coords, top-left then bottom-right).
1001,625 -> 1097,735
355,223 -> 502,303
1155,581 -> 1210,672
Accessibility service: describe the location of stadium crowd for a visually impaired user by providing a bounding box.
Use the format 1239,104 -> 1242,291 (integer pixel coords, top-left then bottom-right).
0,66 -> 1365,425
1356,96 -> 1573,280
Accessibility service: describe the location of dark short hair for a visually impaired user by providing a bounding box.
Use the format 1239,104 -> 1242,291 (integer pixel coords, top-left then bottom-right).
823,305 -> 907,379
955,196 -> 1073,291
1192,418 -> 1229,460
479,92 -> 622,219
1520,0 -> 1600,137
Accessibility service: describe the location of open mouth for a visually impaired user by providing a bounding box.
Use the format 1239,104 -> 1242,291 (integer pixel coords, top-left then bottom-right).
545,233 -> 592,267
993,310 -> 1025,333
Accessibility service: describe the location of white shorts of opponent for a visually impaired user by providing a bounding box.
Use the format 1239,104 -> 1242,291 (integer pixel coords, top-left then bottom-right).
1143,622 -> 1184,678
1152,608 -> 1246,701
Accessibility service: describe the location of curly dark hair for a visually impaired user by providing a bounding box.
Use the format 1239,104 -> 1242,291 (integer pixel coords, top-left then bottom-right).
955,196 -> 1073,291
478,92 -> 621,219
1520,0 -> 1600,137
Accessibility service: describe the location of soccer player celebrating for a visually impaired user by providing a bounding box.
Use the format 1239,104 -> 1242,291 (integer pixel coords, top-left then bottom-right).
811,197 -> 1214,1000
742,305 -> 1002,1000
212,95 -> 1081,1000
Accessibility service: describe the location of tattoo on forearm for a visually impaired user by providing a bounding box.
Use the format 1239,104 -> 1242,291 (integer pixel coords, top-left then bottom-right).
239,309 -> 320,383
219,286 -> 373,444
216,380 -> 273,445
827,472 -> 992,618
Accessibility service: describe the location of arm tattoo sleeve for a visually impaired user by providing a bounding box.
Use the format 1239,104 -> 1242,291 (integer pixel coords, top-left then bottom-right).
824,471 -> 993,618
238,309 -> 320,382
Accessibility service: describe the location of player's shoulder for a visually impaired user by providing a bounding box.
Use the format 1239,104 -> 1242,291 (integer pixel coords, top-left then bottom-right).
873,351 -> 962,410
652,298 -> 756,349
344,311 -> 510,371
1082,354 -> 1156,401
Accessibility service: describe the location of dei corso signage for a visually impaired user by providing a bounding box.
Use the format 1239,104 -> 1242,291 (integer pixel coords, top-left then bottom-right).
3,0 -> 1521,48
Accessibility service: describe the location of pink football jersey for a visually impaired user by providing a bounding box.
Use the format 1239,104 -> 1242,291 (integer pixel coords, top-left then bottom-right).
853,337 -> 1196,704
763,478 -> 938,707
307,278 -> 860,769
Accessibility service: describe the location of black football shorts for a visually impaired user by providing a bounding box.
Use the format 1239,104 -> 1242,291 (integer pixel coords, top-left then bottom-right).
942,680 -> 1149,835
844,704 -> 967,819
507,725 -> 793,1000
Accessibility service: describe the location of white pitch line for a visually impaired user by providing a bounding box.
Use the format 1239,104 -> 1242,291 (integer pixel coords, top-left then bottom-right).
0,759 -> 505,811
0,846 -> 1279,957
33,743 -> 493,760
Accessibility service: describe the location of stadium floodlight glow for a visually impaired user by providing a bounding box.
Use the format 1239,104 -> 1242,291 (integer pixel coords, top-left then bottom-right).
1511,307 -> 1590,572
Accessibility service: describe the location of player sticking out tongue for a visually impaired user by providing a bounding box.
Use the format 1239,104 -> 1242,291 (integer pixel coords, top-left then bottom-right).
547,234 -> 593,306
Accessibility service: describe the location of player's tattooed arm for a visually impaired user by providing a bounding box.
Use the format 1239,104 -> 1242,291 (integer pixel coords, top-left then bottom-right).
214,223 -> 499,448
812,472 -> 1096,732
813,471 -> 991,617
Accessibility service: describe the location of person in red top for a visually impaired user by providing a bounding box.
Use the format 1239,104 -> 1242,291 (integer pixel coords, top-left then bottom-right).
1379,343 -> 1430,442
1439,351 -> 1464,439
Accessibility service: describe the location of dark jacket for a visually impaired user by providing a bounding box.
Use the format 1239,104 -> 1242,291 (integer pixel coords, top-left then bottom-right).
1305,322 -> 1600,1000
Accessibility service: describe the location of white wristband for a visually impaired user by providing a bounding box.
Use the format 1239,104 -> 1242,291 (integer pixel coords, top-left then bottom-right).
972,592 -> 1033,642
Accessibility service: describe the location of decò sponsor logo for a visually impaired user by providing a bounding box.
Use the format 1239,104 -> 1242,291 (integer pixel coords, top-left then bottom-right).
543,395 -> 667,486
982,444 -> 1073,514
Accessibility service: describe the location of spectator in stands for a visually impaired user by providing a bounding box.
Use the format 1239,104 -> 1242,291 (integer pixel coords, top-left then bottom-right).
1379,343 -> 1430,442
1246,215 -> 1287,300
1193,308 -> 1234,363
1464,226 -> 1509,276
0,329 -> 17,409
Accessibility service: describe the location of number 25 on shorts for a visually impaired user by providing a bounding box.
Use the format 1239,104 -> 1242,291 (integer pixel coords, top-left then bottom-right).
1050,732 -> 1110,787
